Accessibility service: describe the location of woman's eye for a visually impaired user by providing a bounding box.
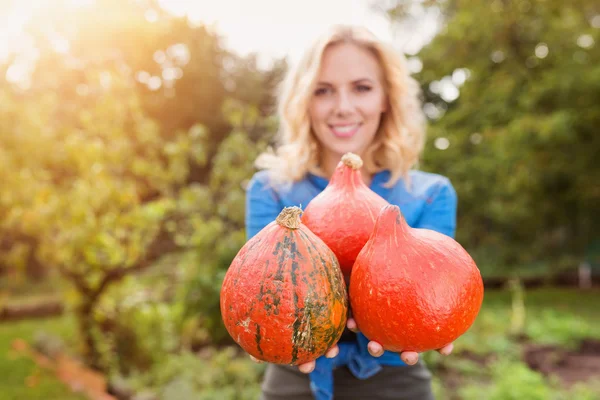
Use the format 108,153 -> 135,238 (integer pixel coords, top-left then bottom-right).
314,87 -> 331,96
356,85 -> 372,92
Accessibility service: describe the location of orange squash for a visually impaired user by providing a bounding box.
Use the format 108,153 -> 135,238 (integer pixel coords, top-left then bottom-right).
302,153 -> 388,278
220,206 -> 348,365
349,204 -> 484,353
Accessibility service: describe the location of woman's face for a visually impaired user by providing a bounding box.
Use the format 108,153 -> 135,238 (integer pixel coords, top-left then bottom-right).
309,42 -> 388,166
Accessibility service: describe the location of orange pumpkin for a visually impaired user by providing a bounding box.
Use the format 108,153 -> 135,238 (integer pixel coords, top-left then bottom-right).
350,204 -> 484,353
302,153 -> 388,278
220,206 -> 348,364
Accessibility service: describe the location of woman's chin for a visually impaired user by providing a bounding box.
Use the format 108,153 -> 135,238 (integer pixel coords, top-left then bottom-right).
325,144 -> 365,159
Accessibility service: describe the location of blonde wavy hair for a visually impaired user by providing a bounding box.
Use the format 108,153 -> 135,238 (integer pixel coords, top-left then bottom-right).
256,24 -> 426,187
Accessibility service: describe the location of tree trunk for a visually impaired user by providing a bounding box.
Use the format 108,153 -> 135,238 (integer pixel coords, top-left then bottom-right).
26,251 -> 47,281
77,299 -> 103,371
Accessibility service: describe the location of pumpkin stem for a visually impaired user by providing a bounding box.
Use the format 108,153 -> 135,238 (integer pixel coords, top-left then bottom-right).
341,153 -> 363,170
372,205 -> 410,240
276,206 -> 303,229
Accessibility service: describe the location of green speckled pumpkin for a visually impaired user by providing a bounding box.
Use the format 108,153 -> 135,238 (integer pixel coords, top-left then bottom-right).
220,206 -> 348,365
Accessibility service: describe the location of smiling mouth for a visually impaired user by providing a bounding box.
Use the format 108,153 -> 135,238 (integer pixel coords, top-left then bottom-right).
330,123 -> 361,138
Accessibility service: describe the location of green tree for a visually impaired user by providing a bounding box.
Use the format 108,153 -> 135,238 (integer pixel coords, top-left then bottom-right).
177,99 -> 277,346
0,70 -> 207,367
0,0 -> 224,280
0,0 -> 284,371
381,0 -> 599,275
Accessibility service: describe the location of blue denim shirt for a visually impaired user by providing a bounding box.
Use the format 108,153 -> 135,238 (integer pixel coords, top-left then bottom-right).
245,168 -> 457,400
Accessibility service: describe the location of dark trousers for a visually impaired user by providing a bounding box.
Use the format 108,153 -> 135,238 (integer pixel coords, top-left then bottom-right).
260,362 -> 435,400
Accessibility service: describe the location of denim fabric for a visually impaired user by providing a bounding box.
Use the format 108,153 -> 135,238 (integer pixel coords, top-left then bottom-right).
245,169 -> 457,400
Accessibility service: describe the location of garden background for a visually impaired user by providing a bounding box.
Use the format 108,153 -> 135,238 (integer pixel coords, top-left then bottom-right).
0,0 -> 599,399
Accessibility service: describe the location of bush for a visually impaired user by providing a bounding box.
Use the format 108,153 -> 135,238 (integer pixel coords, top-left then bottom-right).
95,276 -> 184,374
459,359 -> 552,400
129,347 -> 265,400
526,309 -> 593,348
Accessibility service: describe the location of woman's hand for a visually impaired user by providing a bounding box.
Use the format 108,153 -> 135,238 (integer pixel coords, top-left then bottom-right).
249,346 -> 339,374
346,317 -> 454,365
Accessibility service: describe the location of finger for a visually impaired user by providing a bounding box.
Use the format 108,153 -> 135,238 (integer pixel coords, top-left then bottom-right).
400,351 -> 419,365
249,355 -> 263,363
298,361 -> 316,374
346,318 -> 358,332
437,343 -> 454,356
367,341 -> 384,357
325,345 -> 339,358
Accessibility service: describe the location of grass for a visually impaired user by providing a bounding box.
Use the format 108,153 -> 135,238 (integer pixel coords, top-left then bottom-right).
0,316 -> 86,400
425,286 -> 600,400
454,286 -> 600,353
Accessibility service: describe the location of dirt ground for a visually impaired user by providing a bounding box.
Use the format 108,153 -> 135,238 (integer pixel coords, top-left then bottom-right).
524,339 -> 600,386
435,338 -> 600,399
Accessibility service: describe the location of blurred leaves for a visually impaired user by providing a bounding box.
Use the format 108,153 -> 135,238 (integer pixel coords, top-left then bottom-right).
0,0 -> 281,370
379,0 -> 600,274
128,347 -> 264,400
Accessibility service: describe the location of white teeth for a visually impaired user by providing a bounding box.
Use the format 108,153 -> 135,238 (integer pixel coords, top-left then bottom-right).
332,124 -> 358,133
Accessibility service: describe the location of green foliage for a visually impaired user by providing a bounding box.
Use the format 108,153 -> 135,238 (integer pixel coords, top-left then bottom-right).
459,360 -> 552,400
177,101 -> 276,345
422,287 -> 600,399
0,66 -> 206,366
457,358 -> 600,400
0,0 -> 282,370
525,309 -> 594,347
566,382 -> 600,400
127,347 -> 264,400
94,275 -> 185,374
381,0 -> 600,275
450,287 -> 600,354
0,69 -> 200,268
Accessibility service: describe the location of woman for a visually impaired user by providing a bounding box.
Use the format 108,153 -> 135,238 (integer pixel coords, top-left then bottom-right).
245,24 -> 456,400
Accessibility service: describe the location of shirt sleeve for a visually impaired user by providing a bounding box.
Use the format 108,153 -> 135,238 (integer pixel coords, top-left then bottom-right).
414,178 -> 458,239
245,171 -> 283,240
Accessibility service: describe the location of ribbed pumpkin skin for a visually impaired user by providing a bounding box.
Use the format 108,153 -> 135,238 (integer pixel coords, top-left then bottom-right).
349,205 -> 484,353
302,153 -> 388,277
220,209 -> 348,365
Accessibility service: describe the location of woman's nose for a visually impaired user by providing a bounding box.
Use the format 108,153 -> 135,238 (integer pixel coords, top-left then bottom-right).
335,91 -> 354,115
